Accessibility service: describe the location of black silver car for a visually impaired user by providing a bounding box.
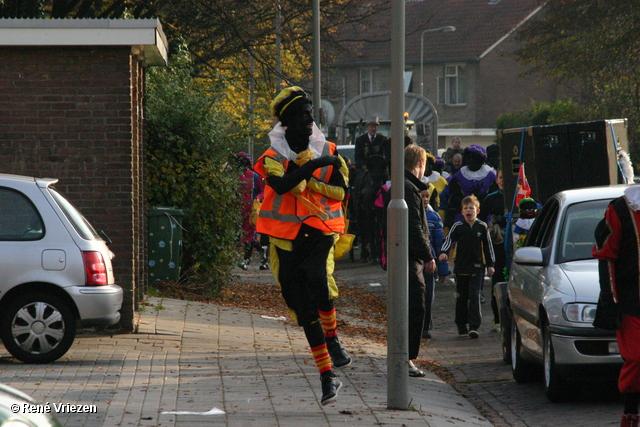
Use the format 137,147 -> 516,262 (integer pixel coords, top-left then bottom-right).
498,185 -> 625,402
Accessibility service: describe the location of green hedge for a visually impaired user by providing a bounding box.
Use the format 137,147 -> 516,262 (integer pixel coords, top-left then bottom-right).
145,46 -> 245,295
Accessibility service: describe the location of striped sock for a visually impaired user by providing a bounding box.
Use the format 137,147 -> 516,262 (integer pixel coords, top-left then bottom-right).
311,344 -> 332,374
319,308 -> 337,338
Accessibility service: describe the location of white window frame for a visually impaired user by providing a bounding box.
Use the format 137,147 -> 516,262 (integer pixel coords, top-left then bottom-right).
437,64 -> 467,106
359,68 -> 373,94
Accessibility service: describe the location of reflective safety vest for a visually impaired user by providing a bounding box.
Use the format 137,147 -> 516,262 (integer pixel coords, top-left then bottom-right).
254,142 -> 345,240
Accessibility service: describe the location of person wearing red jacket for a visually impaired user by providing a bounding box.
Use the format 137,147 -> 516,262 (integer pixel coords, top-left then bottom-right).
254,86 -> 351,406
593,186 -> 640,427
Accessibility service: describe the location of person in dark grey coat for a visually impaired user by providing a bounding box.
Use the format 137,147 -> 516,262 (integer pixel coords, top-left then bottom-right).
402,144 -> 436,377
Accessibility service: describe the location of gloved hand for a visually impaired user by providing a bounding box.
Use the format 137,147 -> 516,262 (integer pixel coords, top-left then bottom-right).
310,155 -> 342,169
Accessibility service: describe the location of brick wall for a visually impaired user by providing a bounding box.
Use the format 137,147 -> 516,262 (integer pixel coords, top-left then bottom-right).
0,46 -> 146,331
475,35 -> 578,129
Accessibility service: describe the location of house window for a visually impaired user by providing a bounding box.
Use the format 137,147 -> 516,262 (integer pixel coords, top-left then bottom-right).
437,64 -> 467,105
404,70 -> 413,93
360,68 -> 373,94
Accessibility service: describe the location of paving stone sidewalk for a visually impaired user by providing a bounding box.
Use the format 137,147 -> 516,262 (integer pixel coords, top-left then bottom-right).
0,258 -> 492,426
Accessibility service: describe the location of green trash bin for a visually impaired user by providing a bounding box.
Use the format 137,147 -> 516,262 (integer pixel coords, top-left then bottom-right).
148,207 -> 188,282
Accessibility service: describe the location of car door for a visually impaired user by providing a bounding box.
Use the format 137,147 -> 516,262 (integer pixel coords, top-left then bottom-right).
0,187 -> 48,291
509,198 -> 560,355
0,185 -> 78,292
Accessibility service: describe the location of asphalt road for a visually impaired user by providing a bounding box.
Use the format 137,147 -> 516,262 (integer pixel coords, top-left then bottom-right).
333,255 -> 623,427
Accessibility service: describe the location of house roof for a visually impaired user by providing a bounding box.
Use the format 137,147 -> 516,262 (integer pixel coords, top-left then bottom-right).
336,0 -> 543,66
0,18 -> 168,66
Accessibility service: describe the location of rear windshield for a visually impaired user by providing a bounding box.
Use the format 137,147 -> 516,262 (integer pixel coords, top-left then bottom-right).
557,199 -> 610,263
48,188 -> 100,241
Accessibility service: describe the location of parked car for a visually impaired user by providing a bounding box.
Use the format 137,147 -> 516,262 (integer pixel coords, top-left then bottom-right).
0,382 -> 62,426
497,185 -> 626,402
0,173 -> 123,363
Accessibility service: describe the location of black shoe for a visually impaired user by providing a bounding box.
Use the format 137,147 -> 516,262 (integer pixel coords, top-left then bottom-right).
469,330 -> 479,339
326,336 -> 352,368
408,360 -> 425,377
457,325 -> 468,336
320,373 -> 342,406
422,331 -> 432,339
259,247 -> 269,270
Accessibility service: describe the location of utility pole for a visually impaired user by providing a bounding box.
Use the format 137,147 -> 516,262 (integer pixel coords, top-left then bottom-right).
387,0 -> 409,410
312,0 -> 322,130
275,0 -> 282,91
249,47 -> 255,161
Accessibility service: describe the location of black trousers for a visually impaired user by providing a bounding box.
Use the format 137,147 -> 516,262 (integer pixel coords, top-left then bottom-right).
455,273 -> 483,331
408,258 -> 427,360
275,225 -> 335,327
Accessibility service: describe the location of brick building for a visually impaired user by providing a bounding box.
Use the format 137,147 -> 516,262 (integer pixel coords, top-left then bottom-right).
0,19 -> 168,331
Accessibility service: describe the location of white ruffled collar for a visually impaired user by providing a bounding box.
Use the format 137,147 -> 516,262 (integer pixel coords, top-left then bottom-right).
459,164 -> 494,181
268,122 -> 327,161
624,186 -> 640,211
426,171 -> 441,183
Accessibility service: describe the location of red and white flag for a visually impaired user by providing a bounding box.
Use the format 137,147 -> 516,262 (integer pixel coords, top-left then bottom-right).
515,163 -> 531,206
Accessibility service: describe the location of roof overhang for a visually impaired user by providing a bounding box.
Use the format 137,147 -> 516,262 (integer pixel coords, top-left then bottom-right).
0,18 -> 168,66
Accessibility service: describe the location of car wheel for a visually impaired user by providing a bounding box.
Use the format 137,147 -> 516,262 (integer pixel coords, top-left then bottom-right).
543,323 -> 567,402
511,316 -> 536,382
0,293 -> 76,363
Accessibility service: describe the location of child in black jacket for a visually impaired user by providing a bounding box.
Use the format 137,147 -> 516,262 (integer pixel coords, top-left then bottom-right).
439,195 -> 495,338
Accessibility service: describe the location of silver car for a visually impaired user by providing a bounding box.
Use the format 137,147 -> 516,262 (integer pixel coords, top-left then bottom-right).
0,382 -> 62,426
0,173 -> 123,363
502,185 -> 625,402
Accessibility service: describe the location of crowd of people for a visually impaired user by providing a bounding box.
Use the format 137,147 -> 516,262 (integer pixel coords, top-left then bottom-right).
347,125 -> 514,342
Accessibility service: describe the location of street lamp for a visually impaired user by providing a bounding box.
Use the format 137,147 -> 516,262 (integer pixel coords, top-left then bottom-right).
420,26 -> 456,97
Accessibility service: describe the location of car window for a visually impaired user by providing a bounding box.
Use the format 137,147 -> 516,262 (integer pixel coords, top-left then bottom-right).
557,199 -> 610,263
526,198 -> 559,248
48,187 -> 100,240
538,201 -> 559,248
0,188 -> 44,241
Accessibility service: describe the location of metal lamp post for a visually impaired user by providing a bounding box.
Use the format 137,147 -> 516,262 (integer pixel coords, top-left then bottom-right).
420,26 -> 456,97
387,0 -> 408,408
312,0 -> 322,130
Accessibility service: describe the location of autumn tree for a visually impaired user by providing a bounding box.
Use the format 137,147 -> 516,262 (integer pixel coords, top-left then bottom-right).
515,0 -> 640,158
145,0 -> 390,148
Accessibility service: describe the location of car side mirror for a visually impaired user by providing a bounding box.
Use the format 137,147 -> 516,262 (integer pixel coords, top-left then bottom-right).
513,247 -> 545,266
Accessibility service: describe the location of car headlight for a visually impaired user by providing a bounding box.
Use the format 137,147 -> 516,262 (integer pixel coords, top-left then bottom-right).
563,303 -> 598,323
